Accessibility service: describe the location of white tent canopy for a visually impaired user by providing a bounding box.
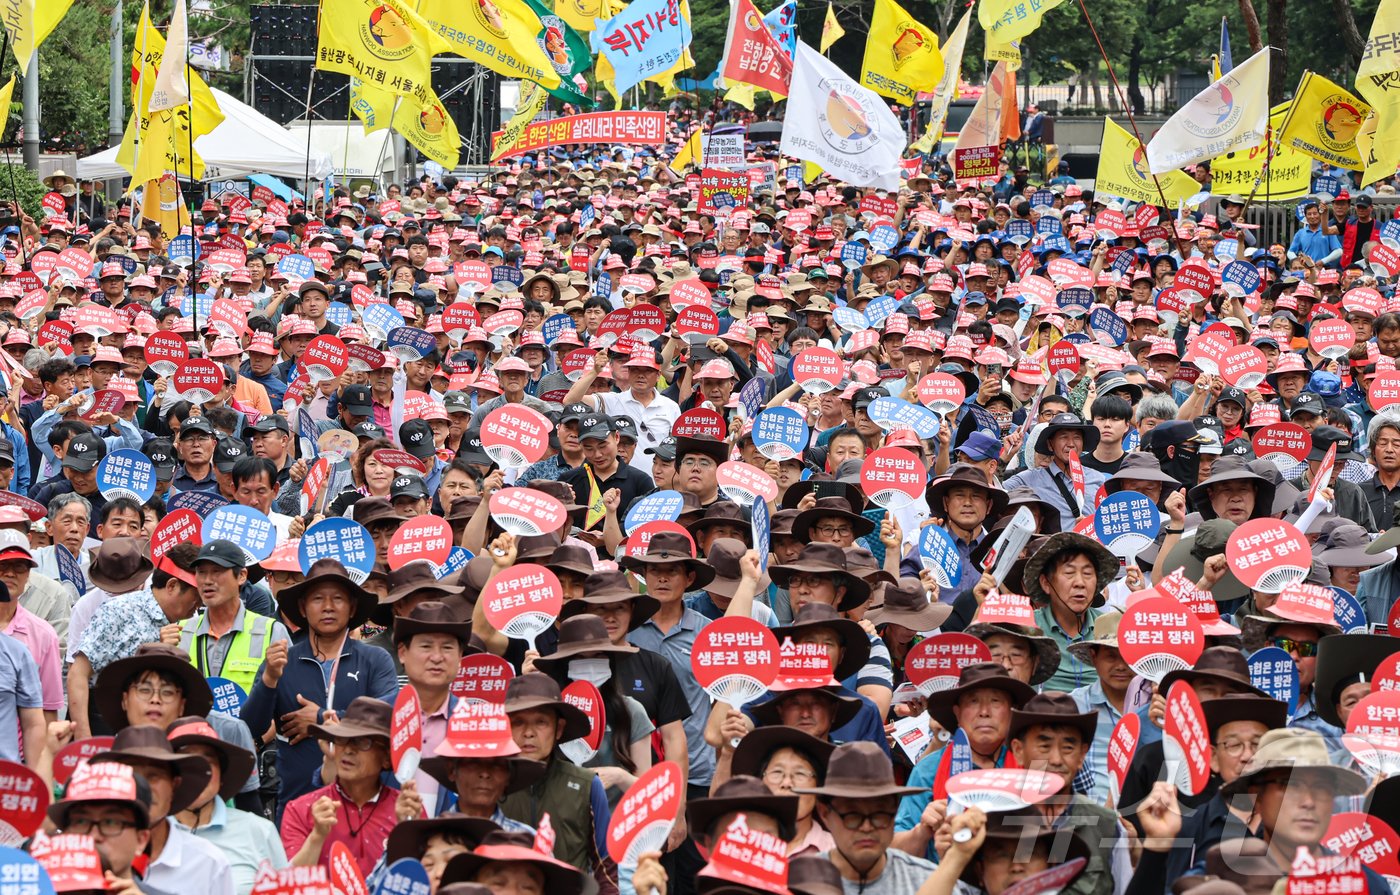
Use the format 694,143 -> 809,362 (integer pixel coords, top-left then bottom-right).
76,88 -> 334,183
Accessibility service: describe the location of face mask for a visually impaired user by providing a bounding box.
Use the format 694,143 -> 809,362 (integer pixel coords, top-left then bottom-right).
569,657 -> 612,686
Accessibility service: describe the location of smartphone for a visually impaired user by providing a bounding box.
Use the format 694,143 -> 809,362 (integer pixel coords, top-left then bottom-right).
988,363 -> 1004,378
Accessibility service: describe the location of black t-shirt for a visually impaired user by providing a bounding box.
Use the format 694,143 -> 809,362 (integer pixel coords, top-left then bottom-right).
559,460 -> 655,527
1080,450 -> 1125,475
614,648 -> 691,729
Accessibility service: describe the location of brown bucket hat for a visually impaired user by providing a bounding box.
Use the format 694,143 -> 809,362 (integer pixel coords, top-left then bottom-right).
93,724 -> 214,815
167,715 -> 257,801
771,602 -> 870,681
686,502 -> 755,546
1220,728 -> 1366,796
618,531 -> 716,588
787,856 -> 844,895
387,560 -> 466,603
770,508 -> 801,538
844,545 -> 897,589
1200,695 -> 1288,738
309,696 -> 393,744
89,537 -> 154,593
93,642 -> 214,731
515,533 -> 565,562
674,434 -> 730,466
729,726 -> 836,782
384,814 -> 501,866
502,672 -> 591,742
1104,452 -> 1182,494
1203,838 -> 1288,895
963,620 -> 1063,687
533,615 -> 637,672
392,600 -> 474,649
927,661 -> 1037,732
685,775 -> 799,842
559,569 -> 660,631
768,542 -> 871,611
925,463 -> 1012,521
1007,691 -> 1098,742
1313,633 -> 1400,727
793,741 -> 923,799
704,537 -> 767,598
792,496 -> 877,542
958,808 -> 1091,886
867,577 -> 953,631
277,558 -> 380,629
544,544 -> 599,578
356,496 -> 409,529
1158,645 -> 1271,698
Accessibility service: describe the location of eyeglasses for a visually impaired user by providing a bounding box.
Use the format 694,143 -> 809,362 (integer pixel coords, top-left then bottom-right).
131,683 -> 181,702
814,525 -> 853,538
763,767 -> 816,786
335,736 -> 382,753
786,574 -> 832,589
1215,736 -> 1263,758
65,817 -> 138,836
829,809 -> 895,831
1271,637 -> 1318,658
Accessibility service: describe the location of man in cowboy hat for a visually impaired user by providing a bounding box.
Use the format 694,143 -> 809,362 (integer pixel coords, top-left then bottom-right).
924,806 -> 1092,895
1004,413 -> 1109,530
395,601 -> 474,814
1006,692 -> 1128,895
894,663 -> 1035,859
795,742 -> 933,895
1023,533 -> 1119,692
281,696 -> 424,876
168,715 -> 286,892
243,559 -> 398,814
557,569 -> 691,797
1142,730 -> 1375,889
439,829 -> 589,895
685,774 -> 799,852
673,433 -> 729,507
920,464 -> 1011,604
769,543 -> 871,619
497,673 -> 615,889
94,724 -> 234,895
1187,456 -> 1278,525
48,761 -> 156,891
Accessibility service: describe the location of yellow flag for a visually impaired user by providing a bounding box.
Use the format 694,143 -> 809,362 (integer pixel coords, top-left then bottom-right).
724,81 -> 756,110
0,77 -> 14,141
140,175 -> 184,241
861,0 -> 942,105
130,0 -> 223,137
394,87 -> 461,169
1277,72 -> 1370,170
417,0 -> 561,90
803,160 -> 823,182
820,2 -> 844,52
3,0 -> 75,71
986,38 -> 1021,71
557,0 -> 601,31
492,81 -> 548,160
669,126 -> 702,173
1358,0 -> 1400,187
584,464 -> 606,529
350,77 -> 396,132
979,0 -> 1065,50
317,0 -> 451,97
1094,118 -> 1197,205
911,6 -> 970,153
1209,102 -> 1311,200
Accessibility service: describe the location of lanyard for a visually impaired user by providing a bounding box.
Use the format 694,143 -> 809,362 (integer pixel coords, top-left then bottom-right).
319,631 -> 350,710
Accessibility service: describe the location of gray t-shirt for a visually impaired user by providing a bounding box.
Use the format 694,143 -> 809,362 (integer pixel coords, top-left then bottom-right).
0,631 -> 42,763
825,849 -> 938,895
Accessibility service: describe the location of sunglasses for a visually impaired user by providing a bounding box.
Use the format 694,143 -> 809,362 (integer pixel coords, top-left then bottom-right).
1270,636 -> 1318,658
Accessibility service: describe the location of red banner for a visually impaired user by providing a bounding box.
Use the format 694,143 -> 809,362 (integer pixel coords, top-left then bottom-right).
721,0 -> 793,96
953,145 -> 1000,183
492,112 -> 668,160
698,169 -> 750,216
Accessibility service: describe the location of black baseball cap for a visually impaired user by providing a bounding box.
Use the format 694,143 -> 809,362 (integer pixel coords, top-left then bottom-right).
645,435 -> 678,462
399,419 -> 436,461
194,539 -> 247,569
62,433 -> 106,472
144,437 -> 177,479
390,474 -> 430,501
180,416 -> 215,438
248,415 -> 290,435
341,385 -> 373,416
1289,393 -> 1326,419
578,414 -> 614,442
352,421 -> 386,440
213,438 -> 247,473
612,416 -> 639,442
560,403 -> 594,424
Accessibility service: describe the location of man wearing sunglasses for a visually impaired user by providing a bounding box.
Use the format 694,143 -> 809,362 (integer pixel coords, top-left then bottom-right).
1239,598 -> 1342,750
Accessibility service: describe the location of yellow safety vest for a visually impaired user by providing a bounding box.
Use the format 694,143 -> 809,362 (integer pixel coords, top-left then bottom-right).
178,611 -> 276,695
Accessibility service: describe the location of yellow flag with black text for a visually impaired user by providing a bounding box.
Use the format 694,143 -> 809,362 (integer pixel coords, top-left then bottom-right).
317,0 -> 450,97
417,0 -> 561,90
1358,0 -> 1400,186
394,87 -> 461,169
349,77 -> 396,132
980,0 -> 1065,50
1094,118 -> 1197,205
1278,71 -> 1370,170
2,0 -> 75,71
584,464 -> 606,529
140,175 -> 184,241
862,0 -> 942,105
1208,102 -> 1311,200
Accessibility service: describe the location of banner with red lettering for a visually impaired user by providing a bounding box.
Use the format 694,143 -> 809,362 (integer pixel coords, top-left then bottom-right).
721,0 -> 793,95
492,112 -> 668,160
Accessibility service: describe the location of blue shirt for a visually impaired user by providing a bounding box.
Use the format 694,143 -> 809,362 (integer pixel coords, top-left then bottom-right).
1033,603 -> 1100,692
1071,680 -> 1123,802
1003,463 -> 1109,531
1288,224 -> 1340,264
627,608 -> 716,786
0,631 -> 41,763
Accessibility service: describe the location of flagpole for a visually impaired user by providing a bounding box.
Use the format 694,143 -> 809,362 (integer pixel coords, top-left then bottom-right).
1238,67 -> 1300,219
132,8 -> 150,232
0,32 -> 26,266
1071,0 -> 1174,215
303,0 -> 322,202
184,3 -> 201,336
342,90 -> 354,190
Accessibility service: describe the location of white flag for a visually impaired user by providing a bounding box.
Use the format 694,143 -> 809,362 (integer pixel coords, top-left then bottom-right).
148,0 -> 190,112
1146,46 -> 1270,174
780,41 -> 906,190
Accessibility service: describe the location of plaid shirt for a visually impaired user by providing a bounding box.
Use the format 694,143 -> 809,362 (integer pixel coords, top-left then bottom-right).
1071,679 -> 1124,803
